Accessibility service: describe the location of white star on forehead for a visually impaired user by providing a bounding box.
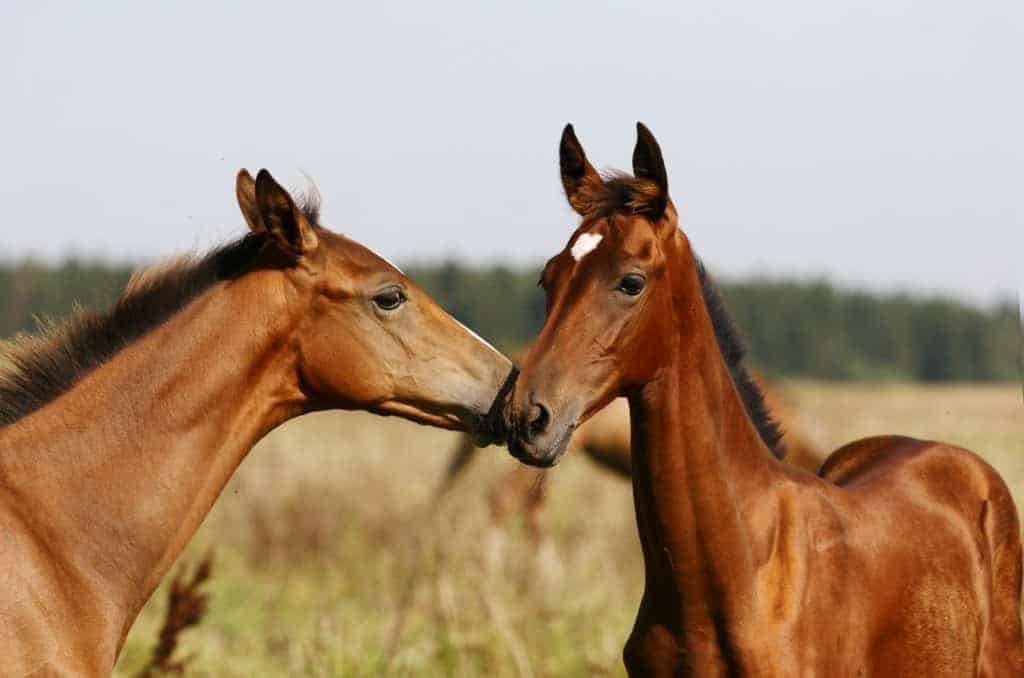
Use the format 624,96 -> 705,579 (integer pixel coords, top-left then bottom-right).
570,232 -> 604,261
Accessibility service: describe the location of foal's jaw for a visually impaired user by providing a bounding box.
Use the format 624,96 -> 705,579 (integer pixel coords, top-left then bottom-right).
366,342 -> 515,445
372,399 -> 476,433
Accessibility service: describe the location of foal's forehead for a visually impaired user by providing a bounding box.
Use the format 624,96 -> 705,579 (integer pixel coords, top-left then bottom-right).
319,228 -> 405,276
565,214 -> 657,261
543,214 -> 659,286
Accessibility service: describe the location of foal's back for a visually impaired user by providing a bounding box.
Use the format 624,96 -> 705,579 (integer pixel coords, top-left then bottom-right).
818,435 -> 1024,676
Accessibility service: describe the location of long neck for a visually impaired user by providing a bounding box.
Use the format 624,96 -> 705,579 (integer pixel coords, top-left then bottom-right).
627,261 -> 784,668
0,270 -> 307,642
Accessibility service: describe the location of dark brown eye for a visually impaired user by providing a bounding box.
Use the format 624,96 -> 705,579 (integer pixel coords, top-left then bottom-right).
373,287 -> 406,311
617,273 -> 646,296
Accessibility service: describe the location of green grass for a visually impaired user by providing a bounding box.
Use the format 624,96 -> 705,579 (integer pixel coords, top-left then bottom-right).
114,382 -> 1024,676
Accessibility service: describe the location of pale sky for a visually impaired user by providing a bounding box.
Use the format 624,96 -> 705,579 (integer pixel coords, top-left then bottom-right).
2,1 -> 1020,304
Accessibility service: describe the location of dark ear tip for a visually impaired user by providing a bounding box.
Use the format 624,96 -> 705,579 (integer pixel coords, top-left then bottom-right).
636,122 -> 655,141
255,168 -> 285,196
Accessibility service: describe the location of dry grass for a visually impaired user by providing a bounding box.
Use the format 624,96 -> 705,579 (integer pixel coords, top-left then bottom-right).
113,382 -> 1023,677
134,555 -> 215,677
788,382 -> 1024,507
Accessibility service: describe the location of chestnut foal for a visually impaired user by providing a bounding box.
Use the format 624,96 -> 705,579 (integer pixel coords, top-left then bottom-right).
0,170 -> 512,675
506,124 -> 1024,676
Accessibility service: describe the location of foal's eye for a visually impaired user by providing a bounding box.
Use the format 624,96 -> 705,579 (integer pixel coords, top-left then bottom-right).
617,274 -> 646,296
373,287 -> 406,311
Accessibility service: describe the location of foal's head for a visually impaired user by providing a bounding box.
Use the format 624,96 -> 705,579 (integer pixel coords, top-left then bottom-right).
236,169 -> 513,442
505,124 -> 705,465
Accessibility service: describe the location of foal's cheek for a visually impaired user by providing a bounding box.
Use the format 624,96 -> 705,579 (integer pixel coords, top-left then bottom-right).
300,324 -> 395,406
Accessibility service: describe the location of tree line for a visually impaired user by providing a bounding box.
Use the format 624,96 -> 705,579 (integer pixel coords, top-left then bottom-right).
0,258 -> 1018,382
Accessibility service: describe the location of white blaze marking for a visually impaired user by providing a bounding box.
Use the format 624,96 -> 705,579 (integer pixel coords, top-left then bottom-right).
571,232 -> 604,261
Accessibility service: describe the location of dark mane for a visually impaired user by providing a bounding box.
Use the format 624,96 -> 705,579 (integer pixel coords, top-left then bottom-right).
695,258 -> 785,458
0,234 -> 267,427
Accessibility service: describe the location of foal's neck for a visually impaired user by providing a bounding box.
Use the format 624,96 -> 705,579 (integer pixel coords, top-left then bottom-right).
627,265 -> 785,665
0,270 -> 305,643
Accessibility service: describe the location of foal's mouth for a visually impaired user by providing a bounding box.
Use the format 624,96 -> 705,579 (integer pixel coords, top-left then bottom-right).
472,365 -> 519,447
370,365 -> 518,444
507,420 -> 575,468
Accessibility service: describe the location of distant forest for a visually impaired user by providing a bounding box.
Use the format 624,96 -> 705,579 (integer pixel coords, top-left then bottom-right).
0,258 -> 1019,382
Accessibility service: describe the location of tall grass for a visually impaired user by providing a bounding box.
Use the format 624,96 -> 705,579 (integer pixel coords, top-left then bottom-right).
113,383 -> 1024,676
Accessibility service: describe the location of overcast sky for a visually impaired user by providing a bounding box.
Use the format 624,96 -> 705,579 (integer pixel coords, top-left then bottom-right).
2,1 -> 1020,304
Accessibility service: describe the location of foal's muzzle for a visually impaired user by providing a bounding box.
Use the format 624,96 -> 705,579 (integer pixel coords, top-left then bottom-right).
506,392 -> 575,467
472,365 -> 518,447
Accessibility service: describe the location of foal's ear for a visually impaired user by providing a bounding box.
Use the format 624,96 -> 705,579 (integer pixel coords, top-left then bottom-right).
559,124 -> 602,216
254,169 -> 319,256
236,169 -> 265,234
632,122 -> 668,218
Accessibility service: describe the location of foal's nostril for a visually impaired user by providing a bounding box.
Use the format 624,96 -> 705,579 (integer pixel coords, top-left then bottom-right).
527,402 -> 550,439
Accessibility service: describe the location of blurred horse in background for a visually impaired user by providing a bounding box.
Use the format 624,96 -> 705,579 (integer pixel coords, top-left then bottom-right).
0,170 -> 513,675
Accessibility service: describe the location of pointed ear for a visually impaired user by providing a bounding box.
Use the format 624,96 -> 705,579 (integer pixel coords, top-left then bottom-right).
559,124 -> 603,216
632,122 -> 668,218
235,169 -> 265,234
254,169 -> 319,256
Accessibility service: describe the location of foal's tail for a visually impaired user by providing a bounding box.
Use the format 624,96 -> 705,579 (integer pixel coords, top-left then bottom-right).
979,477 -> 1024,675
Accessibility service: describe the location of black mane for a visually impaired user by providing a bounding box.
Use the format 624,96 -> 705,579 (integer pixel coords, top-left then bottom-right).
0,179 -> 323,429
0,234 -> 267,427
696,258 -> 785,458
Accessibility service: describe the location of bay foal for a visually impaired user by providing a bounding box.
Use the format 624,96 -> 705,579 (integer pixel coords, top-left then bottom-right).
506,124 -> 1024,676
0,170 -> 513,675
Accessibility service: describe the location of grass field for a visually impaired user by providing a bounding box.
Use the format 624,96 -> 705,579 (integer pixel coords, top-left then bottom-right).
113,382 -> 1024,677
